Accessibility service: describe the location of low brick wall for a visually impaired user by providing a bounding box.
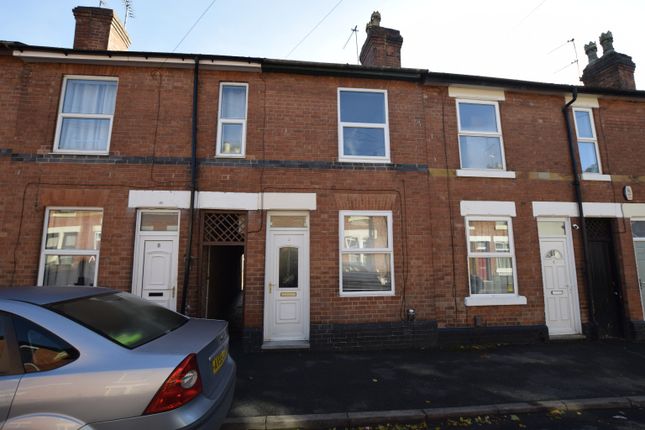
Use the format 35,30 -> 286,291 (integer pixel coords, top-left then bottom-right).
437,325 -> 548,347
310,320 -> 438,351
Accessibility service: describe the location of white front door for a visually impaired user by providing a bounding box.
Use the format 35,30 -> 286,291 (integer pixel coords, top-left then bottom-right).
634,241 -> 645,318
132,210 -> 180,311
538,219 -> 581,336
140,239 -> 177,310
264,214 -> 310,343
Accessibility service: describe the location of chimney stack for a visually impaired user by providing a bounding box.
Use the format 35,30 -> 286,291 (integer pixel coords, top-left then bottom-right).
359,11 -> 403,68
72,6 -> 131,51
581,31 -> 636,90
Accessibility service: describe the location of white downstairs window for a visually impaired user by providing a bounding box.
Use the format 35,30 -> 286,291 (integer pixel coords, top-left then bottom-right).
339,211 -> 394,296
464,216 -> 526,306
38,208 -> 103,287
54,76 -> 118,154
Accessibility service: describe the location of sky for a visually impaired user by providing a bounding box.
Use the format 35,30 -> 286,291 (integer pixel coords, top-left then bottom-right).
2,0 -> 644,88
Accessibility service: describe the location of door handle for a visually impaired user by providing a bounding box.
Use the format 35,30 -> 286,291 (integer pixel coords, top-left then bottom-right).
172,286 -> 176,298
268,282 -> 274,294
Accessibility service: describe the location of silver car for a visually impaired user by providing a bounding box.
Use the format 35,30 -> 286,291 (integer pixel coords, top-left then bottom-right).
0,287 -> 235,430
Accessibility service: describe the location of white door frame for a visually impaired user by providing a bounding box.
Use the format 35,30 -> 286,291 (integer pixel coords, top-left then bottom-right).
538,217 -> 582,335
631,217 -> 645,319
132,209 -> 180,310
263,211 -> 310,344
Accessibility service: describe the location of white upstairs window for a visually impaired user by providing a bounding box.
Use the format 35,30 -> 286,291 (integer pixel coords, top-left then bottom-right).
338,88 -> 390,163
54,76 -> 118,154
572,108 -> 602,174
216,83 -> 248,157
456,100 -> 507,171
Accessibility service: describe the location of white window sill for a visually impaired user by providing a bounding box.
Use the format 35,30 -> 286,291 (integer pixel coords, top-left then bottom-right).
215,154 -> 245,158
338,158 -> 391,164
465,295 -> 527,307
581,172 -> 611,182
340,291 -> 395,298
456,169 -> 516,179
51,151 -> 109,156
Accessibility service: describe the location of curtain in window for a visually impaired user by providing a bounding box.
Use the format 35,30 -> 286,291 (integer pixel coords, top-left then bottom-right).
221,86 -> 246,119
63,80 -> 117,114
59,80 -> 117,152
59,118 -> 111,151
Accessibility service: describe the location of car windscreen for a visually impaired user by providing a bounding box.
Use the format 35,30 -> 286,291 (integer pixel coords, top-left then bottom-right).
48,292 -> 188,349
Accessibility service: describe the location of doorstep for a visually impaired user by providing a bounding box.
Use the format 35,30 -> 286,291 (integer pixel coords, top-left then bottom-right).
261,340 -> 310,350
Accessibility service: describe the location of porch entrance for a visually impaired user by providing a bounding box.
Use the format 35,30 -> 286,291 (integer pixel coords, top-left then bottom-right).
586,218 -> 625,338
201,212 -> 246,337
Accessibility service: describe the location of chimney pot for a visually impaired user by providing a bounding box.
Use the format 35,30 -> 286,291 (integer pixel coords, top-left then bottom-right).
72,6 -> 131,51
599,30 -> 614,55
584,41 -> 598,64
359,12 -> 403,68
581,30 -> 636,90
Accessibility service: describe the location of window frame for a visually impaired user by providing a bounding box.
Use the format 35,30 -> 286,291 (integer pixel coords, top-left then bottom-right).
53,75 -> 118,155
338,210 -> 395,297
337,88 -> 391,163
216,82 -> 249,158
456,99 -> 508,172
572,107 -> 604,175
465,215 -> 522,304
37,207 -> 103,287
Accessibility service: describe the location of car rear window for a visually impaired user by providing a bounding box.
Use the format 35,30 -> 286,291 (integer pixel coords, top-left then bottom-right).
48,292 -> 188,349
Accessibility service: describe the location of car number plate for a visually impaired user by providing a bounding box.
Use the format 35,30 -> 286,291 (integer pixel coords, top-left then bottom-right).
211,348 -> 228,374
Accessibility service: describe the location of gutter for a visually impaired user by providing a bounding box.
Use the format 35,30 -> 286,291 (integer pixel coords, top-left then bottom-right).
562,86 -> 597,337
180,56 -> 200,315
5,41 -> 645,99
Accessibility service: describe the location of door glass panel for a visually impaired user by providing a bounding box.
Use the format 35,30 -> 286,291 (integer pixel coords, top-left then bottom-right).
140,212 -> 178,231
545,249 -> 563,259
632,221 -> 645,238
538,221 -> 566,237
270,216 -> 307,228
279,247 -> 298,288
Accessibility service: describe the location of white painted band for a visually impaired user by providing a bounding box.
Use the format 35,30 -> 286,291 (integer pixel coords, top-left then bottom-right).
460,201 -> 516,216
128,190 -> 316,210
448,86 -> 505,101
532,201 -> 626,218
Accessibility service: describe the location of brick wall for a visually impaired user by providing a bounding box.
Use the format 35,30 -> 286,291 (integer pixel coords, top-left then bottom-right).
2,50 -> 645,348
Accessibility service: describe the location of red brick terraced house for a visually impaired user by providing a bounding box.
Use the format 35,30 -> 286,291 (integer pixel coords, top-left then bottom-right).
2,7 -> 645,350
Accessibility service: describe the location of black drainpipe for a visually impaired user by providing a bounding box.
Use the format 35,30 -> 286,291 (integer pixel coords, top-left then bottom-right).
180,56 -> 200,315
562,86 -> 597,338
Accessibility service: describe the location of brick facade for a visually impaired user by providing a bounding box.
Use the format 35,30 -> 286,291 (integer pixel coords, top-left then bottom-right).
2,14 -> 645,350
